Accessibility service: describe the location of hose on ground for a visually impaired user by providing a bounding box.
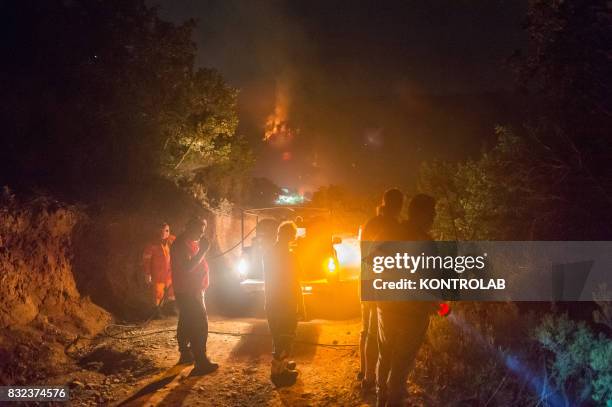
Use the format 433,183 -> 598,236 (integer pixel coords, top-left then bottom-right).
66,327 -> 358,352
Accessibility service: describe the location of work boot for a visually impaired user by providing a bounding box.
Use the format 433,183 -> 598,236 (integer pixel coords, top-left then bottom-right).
270,359 -> 298,387
190,358 -> 219,376
177,351 -> 194,365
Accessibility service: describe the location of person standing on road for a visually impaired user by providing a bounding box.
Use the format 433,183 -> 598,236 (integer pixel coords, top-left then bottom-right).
263,221 -> 306,387
359,188 -> 405,394
171,217 -> 218,375
376,194 -> 438,407
142,222 -> 176,311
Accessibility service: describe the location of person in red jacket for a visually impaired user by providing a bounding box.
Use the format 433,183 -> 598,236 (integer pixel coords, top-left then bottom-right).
143,222 -> 176,306
171,217 -> 218,375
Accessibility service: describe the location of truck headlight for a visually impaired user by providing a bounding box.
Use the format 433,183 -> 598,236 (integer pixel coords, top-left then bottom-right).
237,258 -> 249,277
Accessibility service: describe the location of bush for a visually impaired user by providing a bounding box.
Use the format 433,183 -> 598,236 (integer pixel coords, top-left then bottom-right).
535,314 -> 612,406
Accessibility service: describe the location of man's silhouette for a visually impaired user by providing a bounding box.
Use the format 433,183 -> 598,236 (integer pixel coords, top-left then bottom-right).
376,194 -> 437,406
263,221 -> 305,386
360,188 -> 404,393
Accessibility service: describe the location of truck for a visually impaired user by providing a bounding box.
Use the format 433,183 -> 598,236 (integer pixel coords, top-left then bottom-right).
234,206 -> 360,302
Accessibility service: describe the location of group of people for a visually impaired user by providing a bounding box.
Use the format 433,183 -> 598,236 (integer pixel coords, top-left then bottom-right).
359,189 -> 438,407
140,187 -> 437,400
141,216 -> 305,383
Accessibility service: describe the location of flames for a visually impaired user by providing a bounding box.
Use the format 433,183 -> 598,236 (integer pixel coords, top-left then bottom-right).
264,76 -> 296,144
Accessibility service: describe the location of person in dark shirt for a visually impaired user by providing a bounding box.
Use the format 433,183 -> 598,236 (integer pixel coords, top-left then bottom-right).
359,188 -> 404,393
171,217 -> 218,375
263,221 -> 305,386
376,194 -> 438,407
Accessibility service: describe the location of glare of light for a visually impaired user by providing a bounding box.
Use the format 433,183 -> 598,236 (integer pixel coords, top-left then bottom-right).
327,257 -> 336,273
237,258 -> 249,277
335,238 -> 361,269
448,313 -> 566,407
303,286 -> 313,292
275,189 -> 306,205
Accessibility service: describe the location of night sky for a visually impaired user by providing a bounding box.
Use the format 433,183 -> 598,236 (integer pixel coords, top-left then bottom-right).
155,0 -> 528,194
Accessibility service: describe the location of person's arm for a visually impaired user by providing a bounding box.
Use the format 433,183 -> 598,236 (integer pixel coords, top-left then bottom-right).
171,238 -> 209,275
185,237 -> 209,273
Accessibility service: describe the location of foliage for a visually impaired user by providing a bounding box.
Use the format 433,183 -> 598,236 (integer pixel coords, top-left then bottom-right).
512,0 -> 612,213
1,0 -> 247,201
181,135 -> 254,209
515,0 -> 612,126
419,127 -> 564,240
534,314 -> 612,406
245,177 -> 282,208
414,303 -> 612,406
420,119 -> 612,240
161,69 -> 240,179
413,302 -> 542,406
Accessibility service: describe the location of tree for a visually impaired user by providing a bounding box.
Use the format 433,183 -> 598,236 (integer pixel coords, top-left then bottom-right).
0,0 -> 245,195
513,0 -> 612,187
245,177 -> 282,208
418,126 -> 607,240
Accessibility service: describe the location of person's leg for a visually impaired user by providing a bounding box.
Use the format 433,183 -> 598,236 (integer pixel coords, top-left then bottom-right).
180,293 -> 204,367
175,294 -> 192,362
268,311 -> 298,386
154,283 -> 165,306
267,311 -> 285,377
189,292 -> 218,375
190,292 -> 206,366
278,313 -> 298,359
201,292 -> 210,358
376,306 -> 395,407
267,311 -> 280,360
359,302 -> 369,379
364,302 -> 378,383
386,315 -> 430,406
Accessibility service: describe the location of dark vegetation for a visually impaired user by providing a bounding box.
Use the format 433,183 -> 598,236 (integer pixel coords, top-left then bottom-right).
0,0 -> 261,385
0,0 -> 611,404
411,1 -> 612,405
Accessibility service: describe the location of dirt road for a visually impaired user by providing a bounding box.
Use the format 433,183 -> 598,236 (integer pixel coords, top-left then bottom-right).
60,316 -> 374,406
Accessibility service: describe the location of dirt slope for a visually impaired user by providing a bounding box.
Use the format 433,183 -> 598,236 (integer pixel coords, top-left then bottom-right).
0,191 -> 110,384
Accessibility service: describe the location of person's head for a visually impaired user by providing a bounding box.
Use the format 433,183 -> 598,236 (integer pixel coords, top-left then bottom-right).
184,217 -> 207,240
159,222 -> 170,240
294,216 -> 304,227
408,194 -> 436,232
277,221 -> 297,244
379,188 -> 404,218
